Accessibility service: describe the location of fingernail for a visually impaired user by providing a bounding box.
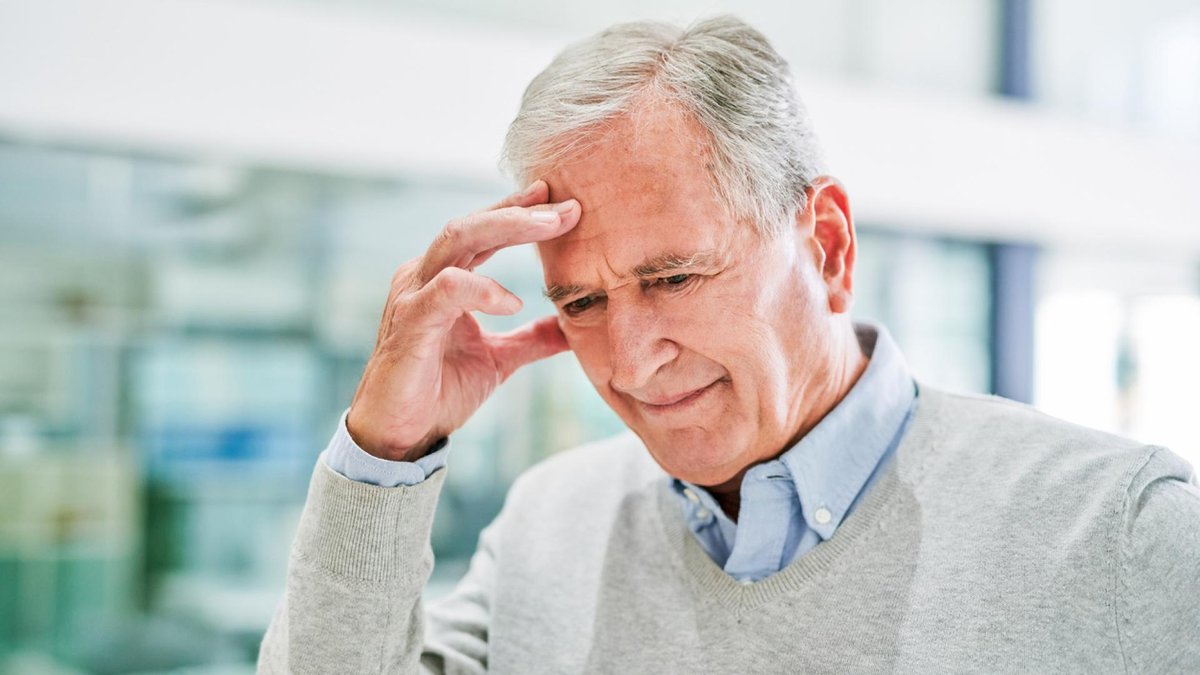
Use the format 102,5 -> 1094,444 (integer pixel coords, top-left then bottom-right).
531,210 -> 559,224
521,180 -> 540,197
554,199 -> 576,214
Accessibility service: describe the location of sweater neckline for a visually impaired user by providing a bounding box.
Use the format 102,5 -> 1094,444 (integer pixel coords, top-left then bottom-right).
653,385 -> 944,613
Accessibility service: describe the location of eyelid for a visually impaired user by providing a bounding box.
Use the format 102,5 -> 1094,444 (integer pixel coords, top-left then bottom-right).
561,273 -> 697,315
650,273 -> 695,287
561,293 -> 602,316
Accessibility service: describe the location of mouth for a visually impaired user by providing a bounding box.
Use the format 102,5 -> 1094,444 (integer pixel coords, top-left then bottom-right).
638,380 -> 720,415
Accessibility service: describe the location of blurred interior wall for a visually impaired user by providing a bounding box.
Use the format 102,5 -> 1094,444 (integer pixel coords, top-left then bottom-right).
2,0 -> 1198,257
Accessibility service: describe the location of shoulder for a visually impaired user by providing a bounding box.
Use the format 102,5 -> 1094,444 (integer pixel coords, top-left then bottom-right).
1120,443 -> 1198,553
910,385 -> 1183,512
920,385 -> 1153,468
925,386 -> 1142,452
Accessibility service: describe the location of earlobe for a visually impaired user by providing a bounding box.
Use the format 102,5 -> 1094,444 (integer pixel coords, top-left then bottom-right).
828,288 -> 853,314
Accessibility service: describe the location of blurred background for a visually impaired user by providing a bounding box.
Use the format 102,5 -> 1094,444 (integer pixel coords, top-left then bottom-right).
0,0 -> 1197,671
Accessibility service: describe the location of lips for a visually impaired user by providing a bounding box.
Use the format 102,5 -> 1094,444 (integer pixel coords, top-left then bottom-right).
641,382 -> 716,407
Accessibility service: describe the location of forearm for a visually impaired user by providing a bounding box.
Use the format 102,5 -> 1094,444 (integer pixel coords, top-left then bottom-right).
258,458 -> 447,673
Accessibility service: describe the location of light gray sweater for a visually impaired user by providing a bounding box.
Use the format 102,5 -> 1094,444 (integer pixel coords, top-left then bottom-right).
258,387 -> 1200,673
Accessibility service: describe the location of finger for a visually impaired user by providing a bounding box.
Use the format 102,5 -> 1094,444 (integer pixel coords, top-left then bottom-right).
489,315 -> 570,380
465,245 -> 501,271
419,199 -> 580,282
417,267 -> 523,327
474,179 -> 552,214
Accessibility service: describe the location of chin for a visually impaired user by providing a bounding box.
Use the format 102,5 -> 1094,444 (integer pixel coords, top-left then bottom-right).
637,426 -> 747,486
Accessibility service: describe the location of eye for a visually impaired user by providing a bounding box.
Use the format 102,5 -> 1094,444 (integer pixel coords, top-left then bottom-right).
563,295 -> 596,315
662,274 -> 690,285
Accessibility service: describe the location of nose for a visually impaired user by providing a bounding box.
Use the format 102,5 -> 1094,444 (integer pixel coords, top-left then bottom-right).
606,297 -> 677,395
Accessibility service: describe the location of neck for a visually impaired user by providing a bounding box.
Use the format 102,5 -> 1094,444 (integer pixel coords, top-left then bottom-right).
707,323 -> 868,522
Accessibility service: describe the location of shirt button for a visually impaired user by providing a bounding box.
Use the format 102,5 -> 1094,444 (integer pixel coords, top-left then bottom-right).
695,508 -> 710,520
814,507 -> 832,525
683,488 -> 700,504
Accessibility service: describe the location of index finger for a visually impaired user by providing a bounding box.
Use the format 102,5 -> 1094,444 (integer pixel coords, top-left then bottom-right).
419,199 -> 580,283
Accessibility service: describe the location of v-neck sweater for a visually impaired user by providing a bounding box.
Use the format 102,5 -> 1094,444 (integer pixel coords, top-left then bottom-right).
259,386 -> 1200,673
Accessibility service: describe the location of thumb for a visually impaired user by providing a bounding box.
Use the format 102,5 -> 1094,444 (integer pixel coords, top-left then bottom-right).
489,315 -> 570,380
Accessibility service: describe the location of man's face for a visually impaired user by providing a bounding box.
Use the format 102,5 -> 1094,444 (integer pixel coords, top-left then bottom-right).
536,99 -> 850,488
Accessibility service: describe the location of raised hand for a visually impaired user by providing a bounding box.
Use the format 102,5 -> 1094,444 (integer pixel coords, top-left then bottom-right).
346,180 -> 579,461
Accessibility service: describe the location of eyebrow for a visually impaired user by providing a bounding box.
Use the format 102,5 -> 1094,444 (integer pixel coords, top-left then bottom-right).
543,249 -> 725,303
633,250 -> 724,276
544,283 -> 585,304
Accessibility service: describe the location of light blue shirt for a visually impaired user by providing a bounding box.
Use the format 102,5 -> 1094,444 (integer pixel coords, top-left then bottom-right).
323,321 -> 916,583
671,322 -> 917,581
322,409 -> 448,487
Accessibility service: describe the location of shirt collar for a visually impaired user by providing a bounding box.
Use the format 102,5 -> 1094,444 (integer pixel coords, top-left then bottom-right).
671,321 -> 916,539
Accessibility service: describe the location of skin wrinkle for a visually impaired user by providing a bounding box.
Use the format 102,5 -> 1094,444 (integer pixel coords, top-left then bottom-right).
544,250 -> 727,305
536,95 -> 866,521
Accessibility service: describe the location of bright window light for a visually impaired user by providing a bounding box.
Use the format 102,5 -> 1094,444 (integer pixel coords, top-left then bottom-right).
1034,291 -> 1123,434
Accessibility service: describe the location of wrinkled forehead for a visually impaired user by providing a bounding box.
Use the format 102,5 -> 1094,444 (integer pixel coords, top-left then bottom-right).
536,158 -> 727,263
540,111 -> 724,229
530,99 -> 744,283
534,181 -> 745,306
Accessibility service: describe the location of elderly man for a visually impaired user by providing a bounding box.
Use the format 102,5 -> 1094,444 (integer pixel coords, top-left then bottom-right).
258,16 -> 1199,674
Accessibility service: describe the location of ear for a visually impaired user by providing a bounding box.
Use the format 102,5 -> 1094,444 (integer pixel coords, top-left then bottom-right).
796,176 -> 857,314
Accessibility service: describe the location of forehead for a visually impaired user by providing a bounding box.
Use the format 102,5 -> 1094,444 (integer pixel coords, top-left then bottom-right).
536,100 -> 737,283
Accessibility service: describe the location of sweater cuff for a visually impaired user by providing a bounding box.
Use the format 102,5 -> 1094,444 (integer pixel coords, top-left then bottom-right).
323,408 -> 449,487
293,456 -> 447,584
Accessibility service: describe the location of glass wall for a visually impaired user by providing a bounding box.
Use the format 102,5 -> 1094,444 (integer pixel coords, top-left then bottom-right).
1034,251 -> 1200,467
0,141 -> 612,670
1028,0 -> 1200,466
856,231 -> 992,394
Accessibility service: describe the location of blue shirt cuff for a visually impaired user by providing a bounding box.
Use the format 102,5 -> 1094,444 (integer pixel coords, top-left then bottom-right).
320,408 -> 448,487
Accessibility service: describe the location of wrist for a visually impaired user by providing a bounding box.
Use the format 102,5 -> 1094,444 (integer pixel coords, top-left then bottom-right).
345,411 -> 441,462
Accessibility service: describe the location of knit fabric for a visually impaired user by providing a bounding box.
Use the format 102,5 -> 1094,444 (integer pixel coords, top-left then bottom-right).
258,386 -> 1200,673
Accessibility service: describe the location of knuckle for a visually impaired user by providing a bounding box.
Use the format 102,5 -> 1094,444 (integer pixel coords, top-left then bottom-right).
441,218 -> 463,240
443,214 -> 477,242
432,267 -> 466,294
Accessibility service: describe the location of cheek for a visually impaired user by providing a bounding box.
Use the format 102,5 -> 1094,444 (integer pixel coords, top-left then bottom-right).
563,324 -> 611,387
722,326 -> 777,392
710,284 -> 799,403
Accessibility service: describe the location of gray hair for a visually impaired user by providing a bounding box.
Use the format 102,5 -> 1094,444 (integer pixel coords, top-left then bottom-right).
500,15 -> 824,236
